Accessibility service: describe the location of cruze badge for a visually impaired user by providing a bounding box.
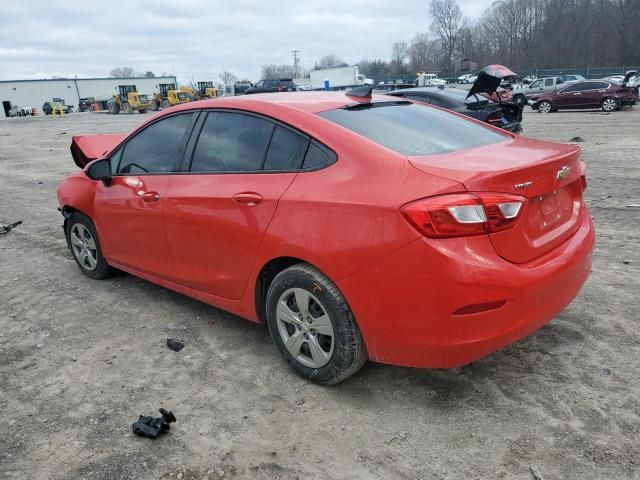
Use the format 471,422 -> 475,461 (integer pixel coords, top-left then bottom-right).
514,181 -> 533,190
556,166 -> 571,180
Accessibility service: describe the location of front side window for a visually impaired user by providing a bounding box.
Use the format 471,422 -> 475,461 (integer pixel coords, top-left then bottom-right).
319,103 -> 506,156
530,80 -> 542,88
118,113 -> 194,174
190,112 -> 274,172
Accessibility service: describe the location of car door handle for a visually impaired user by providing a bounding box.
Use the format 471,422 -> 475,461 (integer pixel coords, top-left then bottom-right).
139,191 -> 160,202
232,192 -> 263,206
573,93 -> 582,95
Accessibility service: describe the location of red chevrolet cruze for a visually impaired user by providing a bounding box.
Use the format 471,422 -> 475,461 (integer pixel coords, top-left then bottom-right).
58,91 -> 594,384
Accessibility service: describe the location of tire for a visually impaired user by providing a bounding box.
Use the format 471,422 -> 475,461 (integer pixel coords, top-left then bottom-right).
66,212 -> 116,280
108,101 -> 120,115
537,100 -> 552,113
601,97 -> 618,112
122,102 -> 133,114
150,101 -> 159,111
137,109 -> 147,114
161,99 -> 171,109
265,263 -> 367,385
513,94 -> 526,107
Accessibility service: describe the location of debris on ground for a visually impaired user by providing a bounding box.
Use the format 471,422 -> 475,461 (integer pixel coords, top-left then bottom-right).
530,465 -> 545,480
167,339 -> 184,352
626,204 -> 640,208
132,408 -> 176,439
0,220 -> 23,235
569,136 -> 585,142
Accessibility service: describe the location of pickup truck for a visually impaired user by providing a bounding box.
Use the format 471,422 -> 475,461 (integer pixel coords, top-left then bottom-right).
520,76 -> 568,103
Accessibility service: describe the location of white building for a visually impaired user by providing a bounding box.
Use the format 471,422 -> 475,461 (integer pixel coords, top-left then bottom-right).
0,76 -> 177,117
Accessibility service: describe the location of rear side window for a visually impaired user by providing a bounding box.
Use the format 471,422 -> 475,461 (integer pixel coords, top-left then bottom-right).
302,142 -> 336,169
319,103 -> 506,156
263,126 -> 309,171
118,113 -> 194,174
544,78 -> 554,86
190,112 -> 273,172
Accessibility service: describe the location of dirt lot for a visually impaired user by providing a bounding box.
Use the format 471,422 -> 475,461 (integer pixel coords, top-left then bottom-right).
1,107 -> 639,480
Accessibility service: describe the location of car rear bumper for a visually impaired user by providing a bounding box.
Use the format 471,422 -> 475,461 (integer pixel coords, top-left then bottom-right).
337,206 -> 595,368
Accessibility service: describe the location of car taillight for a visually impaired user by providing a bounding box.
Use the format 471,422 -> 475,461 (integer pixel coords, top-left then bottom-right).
401,193 -> 525,238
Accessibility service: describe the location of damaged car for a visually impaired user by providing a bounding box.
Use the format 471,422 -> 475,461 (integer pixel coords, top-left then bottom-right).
58,89 -> 594,384
386,86 -> 522,133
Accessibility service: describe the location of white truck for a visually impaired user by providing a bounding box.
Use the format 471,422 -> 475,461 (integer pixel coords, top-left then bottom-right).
309,66 -> 373,90
416,72 -> 447,87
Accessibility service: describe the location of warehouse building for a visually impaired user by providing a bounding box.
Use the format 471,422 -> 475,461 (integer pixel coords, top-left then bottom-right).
0,76 -> 177,117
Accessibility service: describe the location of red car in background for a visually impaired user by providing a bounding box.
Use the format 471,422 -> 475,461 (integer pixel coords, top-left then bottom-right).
58,91 -> 594,384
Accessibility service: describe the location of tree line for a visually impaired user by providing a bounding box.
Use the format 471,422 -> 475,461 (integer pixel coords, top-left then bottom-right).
261,0 -> 639,79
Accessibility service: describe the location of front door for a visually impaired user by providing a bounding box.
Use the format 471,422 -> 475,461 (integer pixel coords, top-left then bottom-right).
94,111 -> 197,278
163,111 -> 309,299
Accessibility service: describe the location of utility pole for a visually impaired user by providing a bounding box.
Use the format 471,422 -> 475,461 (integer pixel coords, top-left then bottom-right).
292,50 -> 300,78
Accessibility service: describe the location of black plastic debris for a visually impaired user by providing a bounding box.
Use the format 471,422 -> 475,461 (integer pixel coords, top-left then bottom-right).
166,339 -> 184,352
132,408 -> 176,439
569,136 -> 585,142
0,220 -> 23,235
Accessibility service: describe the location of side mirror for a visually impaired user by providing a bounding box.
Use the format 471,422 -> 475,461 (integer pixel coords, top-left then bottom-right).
86,158 -> 111,183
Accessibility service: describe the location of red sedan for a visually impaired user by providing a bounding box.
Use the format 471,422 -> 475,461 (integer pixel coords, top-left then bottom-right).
58,91 -> 594,384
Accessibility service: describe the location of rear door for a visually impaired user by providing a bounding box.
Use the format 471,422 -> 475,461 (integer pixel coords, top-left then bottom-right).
163,111 -> 310,299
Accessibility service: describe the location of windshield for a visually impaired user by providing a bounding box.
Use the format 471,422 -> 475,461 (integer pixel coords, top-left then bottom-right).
319,103 -> 506,156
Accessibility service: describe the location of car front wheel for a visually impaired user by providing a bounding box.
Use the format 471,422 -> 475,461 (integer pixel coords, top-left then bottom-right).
266,264 -> 367,385
601,97 -> 618,112
66,212 -> 116,279
537,100 -> 553,113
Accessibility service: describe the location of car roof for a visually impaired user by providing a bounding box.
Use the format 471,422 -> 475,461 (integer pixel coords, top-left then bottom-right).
165,91 -> 396,114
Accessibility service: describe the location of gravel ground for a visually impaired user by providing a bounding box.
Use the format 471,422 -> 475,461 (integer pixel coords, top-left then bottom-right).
0,107 -> 638,480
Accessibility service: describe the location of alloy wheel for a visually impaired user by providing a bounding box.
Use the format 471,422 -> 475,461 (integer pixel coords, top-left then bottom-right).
602,98 -> 617,112
70,223 -> 98,271
276,288 -> 335,368
539,101 -> 552,113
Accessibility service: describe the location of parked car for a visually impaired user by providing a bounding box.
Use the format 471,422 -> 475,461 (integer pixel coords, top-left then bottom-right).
386,86 -> 522,133
531,80 -> 638,113
59,91 -> 594,384
7,105 -> 22,117
43,101 -> 73,115
525,76 -> 567,103
245,78 -> 296,94
562,74 -> 586,82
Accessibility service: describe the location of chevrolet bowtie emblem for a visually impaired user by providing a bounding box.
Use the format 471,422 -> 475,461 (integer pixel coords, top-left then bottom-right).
556,166 -> 571,180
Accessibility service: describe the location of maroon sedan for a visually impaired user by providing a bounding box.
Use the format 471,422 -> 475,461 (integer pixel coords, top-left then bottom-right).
532,80 -> 637,113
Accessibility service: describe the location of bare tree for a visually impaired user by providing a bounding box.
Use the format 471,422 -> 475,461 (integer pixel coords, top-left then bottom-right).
314,54 -> 348,70
109,67 -> 136,78
261,64 -> 296,79
409,33 -> 440,72
391,41 -> 409,73
219,71 -> 238,85
429,0 -> 464,69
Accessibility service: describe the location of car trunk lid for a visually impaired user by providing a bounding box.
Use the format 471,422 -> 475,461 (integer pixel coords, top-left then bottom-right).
70,134 -> 125,168
409,137 -> 585,263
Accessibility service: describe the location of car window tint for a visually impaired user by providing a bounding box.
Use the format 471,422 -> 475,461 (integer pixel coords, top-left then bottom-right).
109,148 -> 123,175
562,83 -> 582,93
544,78 -> 554,86
530,80 -> 542,88
263,126 -> 310,171
191,112 -> 274,172
302,142 -> 337,170
319,103 -> 506,156
592,82 -> 609,89
118,113 -> 194,174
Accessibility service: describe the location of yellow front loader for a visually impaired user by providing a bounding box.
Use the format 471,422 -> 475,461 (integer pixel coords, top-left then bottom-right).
108,85 -> 153,114
152,83 -> 195,110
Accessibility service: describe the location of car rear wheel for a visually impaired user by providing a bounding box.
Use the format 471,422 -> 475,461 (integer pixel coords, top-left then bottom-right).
265,263 -> 367,385
537,100 -> 553,113
66,212 -> 116,279
122,102 -> 133,114
601,97 -> 618,112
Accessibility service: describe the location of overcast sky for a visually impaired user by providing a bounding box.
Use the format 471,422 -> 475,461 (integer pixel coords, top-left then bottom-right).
1,0 -> 494,83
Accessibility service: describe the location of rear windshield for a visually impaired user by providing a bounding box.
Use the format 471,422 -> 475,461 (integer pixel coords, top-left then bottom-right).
319,103 -> 506,156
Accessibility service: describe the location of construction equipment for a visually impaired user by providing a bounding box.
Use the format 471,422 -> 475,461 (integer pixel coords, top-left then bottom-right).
108,85 -> 152,114
151,83 -> 195,110
195,81 -> 219,99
